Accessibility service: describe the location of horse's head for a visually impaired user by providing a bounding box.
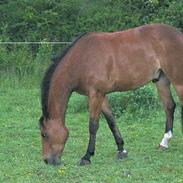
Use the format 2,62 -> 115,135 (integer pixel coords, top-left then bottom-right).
39,116 -> 69,166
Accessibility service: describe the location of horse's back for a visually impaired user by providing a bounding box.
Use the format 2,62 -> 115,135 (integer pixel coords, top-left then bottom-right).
71,24 -> 183,94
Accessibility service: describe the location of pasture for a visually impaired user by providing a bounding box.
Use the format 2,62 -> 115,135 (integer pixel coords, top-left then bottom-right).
0,79 -> 182,183
1,1 -> 183,182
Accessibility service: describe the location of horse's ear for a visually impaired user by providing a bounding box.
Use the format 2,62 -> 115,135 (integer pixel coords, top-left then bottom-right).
39,116 -> 44,129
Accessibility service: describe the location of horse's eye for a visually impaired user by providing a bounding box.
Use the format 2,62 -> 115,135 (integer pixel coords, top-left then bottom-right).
41,132 -> 49,139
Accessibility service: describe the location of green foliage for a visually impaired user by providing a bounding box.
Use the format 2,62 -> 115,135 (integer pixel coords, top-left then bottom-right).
0,0 -> 182,41
0,0 -> 85,41
108,84 -> 160,118
0,44 -> 52,78
153,0 -> 183,29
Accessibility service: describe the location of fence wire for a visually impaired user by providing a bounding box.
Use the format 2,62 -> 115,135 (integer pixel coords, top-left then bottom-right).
0,42 -> 72,45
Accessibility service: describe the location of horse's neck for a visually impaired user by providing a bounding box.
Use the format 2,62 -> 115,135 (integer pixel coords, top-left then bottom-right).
48,76 -> 72,122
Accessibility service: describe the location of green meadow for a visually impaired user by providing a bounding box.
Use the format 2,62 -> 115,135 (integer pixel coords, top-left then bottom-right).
0,1 -> 183,181
0,75 -> 182,183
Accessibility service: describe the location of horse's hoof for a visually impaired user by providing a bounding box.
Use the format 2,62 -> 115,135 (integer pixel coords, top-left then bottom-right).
117,149 -> 128,159
79,159 -> 91,166
158,144 -> 168,150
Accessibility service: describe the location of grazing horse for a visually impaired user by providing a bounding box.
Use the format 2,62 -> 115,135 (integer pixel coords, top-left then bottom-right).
39,24 -> 183,166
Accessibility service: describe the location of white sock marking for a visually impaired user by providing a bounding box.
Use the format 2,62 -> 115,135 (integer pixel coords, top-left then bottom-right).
160,131 -> 173,148
123,149 -> 127,153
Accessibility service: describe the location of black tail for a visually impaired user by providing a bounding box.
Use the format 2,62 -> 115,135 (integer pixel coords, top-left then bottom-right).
181,106 -> 183,133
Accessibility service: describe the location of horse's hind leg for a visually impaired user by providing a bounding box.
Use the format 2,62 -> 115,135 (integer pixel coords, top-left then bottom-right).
102,97 -> 127,159
79,91 -> 104,166
155,73 -> 176,149
173,85 -> 183,132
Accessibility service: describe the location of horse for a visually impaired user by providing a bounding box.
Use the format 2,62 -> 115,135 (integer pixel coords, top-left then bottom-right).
39,24 -> 183,166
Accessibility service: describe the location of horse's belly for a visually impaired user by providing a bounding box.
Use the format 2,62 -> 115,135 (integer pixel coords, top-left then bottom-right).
112,76 -> 150,92
107,61 -> 155,92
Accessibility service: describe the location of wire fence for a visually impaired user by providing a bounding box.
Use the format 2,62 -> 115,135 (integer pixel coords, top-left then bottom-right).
0,41 -> 72,56
0,42 -> 72,45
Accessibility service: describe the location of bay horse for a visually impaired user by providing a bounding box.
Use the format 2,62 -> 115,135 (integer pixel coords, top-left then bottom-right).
39,24 -> 183,166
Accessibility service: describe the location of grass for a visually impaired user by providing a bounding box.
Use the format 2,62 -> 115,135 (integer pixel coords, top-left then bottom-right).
0,83 -> 183,183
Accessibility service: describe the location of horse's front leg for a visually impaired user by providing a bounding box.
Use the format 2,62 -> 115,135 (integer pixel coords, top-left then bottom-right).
102,97 -> 128,159
79,91 -> 104,166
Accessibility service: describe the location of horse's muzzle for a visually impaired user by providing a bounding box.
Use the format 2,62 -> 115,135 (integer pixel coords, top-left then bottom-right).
44,155 -> 61,166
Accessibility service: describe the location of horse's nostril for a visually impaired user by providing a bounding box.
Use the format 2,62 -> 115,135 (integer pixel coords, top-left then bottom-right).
44,159 -> 48,164
44,156 -> 61,166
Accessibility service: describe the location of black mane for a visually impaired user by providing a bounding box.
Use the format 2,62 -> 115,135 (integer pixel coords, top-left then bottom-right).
40,33 -> 87,121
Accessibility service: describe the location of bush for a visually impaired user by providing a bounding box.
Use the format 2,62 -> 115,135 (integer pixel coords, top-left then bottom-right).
0,0 -> 182,42
0,44 -> 52,78
108,84 -> 160,118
